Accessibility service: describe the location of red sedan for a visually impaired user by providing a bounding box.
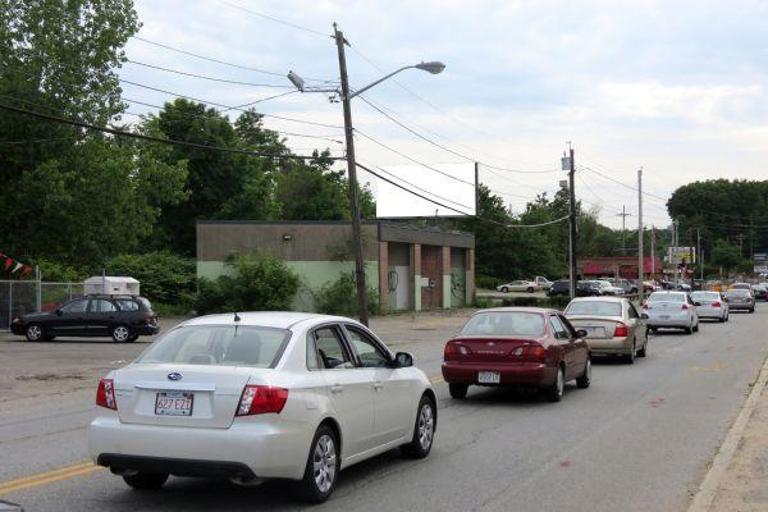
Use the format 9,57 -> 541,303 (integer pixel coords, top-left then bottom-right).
441,308 -> 591,402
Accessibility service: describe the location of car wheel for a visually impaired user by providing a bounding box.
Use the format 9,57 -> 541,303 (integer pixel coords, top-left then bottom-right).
547,366 -> 565,402
122,472 -> 168,490
627,342 -> 636,364
685,325 -> 693,335
576,357 -> 591,389
25,324 -> 44,342
750,308 -> 755,314
501,287 -> 509,293
725,314 -> 730,322
526,287 -> 534,293
637,337 -> 647,357
401,395 -> 436,459
449,383 -> 468,399
693,322 -> 699,333
299,425 -> 339,504
111,325 -> 131,343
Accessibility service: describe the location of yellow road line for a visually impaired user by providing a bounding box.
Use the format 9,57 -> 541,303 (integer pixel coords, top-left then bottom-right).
430,375 -> 444,385
0,461 -> 103,495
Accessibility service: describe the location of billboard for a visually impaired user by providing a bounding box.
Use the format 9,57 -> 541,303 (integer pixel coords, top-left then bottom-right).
667,246 -> 696,265
374,163 -> 477,218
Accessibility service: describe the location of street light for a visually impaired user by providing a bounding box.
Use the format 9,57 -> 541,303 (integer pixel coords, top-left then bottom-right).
287,24 -> 445,325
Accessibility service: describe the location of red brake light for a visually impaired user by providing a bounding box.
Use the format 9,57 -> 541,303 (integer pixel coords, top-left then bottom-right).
712,301 -> 721,308
510,344 -> 547,363
613,322 -> 629,338
96,378 -> 117,410
236,385 -> 288,416
681,304 -> 689,311
444,341 -> 470,361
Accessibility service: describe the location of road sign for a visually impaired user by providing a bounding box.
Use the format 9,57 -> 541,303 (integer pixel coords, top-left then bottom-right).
667,246 -> 696,265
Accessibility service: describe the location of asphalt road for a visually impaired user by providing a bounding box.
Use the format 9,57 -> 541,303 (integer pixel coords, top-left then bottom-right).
1,307 -> 768,511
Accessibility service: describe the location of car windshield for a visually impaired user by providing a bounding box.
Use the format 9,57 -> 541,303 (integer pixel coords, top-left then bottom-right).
461,312 -> 545,337
137,325 -> 290,367
565,301 -> 622,317
648,292 -> 685,303
691,292 -> 720,302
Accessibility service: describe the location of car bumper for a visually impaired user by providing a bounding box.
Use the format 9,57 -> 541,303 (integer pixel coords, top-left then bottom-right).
441,362 -> 556,387
646,315 -> 691,328
10,322 -> 24,335
132,324 -> 161,335
728,303 -> 754,310
696,308 -> 725,319
89,412 -> 311,480
586,337 -> 633,355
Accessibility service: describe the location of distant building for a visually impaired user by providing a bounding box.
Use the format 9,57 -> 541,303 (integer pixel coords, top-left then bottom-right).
579,256 -> 663,280
196,220 -> 475,312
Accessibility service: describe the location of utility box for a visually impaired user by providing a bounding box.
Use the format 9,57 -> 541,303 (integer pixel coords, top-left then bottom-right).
83,276 -> 140,296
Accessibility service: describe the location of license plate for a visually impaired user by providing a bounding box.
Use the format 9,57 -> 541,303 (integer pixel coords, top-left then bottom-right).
155,392 -> 194,416
478,371 -> 500,384
660,315 -> 670,320
584,326 -> 606,337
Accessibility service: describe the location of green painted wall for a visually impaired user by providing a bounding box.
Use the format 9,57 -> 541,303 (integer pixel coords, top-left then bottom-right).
197,260 -> 379,312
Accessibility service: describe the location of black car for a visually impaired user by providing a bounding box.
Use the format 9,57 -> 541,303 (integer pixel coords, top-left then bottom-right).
547,279 -> 571,297
576,281 -> 601,297
11,295 -> 160,342
752,285 -> 768,301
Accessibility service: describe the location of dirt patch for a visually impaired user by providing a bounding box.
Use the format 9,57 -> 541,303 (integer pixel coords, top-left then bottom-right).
16,373 -> 86,382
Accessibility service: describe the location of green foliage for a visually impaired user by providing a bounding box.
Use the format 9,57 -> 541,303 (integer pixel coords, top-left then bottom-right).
476,275 -> 501,290
33,258 -> 86,282
710,239 -> 744,271
314,273 -> 379,316
195,252 -> 300,314
105,252 -> 196,305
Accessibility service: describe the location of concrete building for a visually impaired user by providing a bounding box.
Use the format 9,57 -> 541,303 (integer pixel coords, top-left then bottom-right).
196,220 -> 475,312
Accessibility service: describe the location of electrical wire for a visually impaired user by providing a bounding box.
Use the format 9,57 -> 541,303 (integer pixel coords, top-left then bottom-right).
372,165 -> 475,213
578,163 -> 669,204
0,102 -> 342,161
218,1 -> 329,37
125,60 -> 292,88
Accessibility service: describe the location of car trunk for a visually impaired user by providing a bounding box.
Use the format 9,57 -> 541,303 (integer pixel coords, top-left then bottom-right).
113,364 -> 261,429
450,337 -> 541,363
566,316 -> 621,339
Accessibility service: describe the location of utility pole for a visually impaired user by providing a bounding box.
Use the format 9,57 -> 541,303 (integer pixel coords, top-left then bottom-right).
672,219 -> 680,287
697,228 -> 702,281
736,233 -> 745,257
688,229 -> 695,289
567,144 -> 577,299
616,205 -> 631,255
334,23 -> 369,326
650,225 -> 656,280
638,168 -> 644,302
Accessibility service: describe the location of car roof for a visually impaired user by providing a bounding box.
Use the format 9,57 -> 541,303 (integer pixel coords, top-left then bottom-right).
568,296 -> 626,303
180,311 -> 355,330
474,307 -> 557,315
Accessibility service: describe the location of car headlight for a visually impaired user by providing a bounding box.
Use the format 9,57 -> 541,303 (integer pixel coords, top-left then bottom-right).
12,317 -> 21,324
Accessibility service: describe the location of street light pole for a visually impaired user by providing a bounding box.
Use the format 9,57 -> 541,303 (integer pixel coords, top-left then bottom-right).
333,23 -> 369,326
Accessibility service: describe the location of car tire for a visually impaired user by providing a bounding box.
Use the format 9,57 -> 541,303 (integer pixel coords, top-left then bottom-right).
122,472 -> 168,490
449,383 -> 468,399
299,425 -> 340,504
725,314 -> 730,322
546,366 -> 565,402
526,287 -> 534,293
501,287 -> 509,293
685,325 -> 693,335
576,357 -> 591,389
111,325 -> 131,343
25,324 -> 44,342
718,315 -> 725,323
637,339 -> 647,357
750,308 -> 755,314
626,342 -> 636,364
401,395 -> 436,459
693,322 -> 699,333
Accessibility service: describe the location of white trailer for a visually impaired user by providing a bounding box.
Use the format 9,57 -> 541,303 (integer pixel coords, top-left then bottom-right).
83,276 -> 140,296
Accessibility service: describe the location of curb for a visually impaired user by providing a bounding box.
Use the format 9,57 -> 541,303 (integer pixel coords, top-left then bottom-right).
687,351 -> 768,512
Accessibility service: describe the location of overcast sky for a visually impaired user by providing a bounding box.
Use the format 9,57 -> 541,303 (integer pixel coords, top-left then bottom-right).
121,0 -> 768,229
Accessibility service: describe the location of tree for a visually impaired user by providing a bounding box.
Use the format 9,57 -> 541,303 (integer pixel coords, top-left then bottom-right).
710,240 -> 744,271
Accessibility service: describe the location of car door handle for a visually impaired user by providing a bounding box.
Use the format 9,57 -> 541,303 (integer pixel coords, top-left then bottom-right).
373,381 -> 384,391
330,384 -> 344,394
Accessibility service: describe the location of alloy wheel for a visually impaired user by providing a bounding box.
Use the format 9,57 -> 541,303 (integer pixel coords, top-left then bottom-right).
26,325 -> 42,341
312,434 -> 336,494
418,403 -> 435,451
112,326 -> 130,342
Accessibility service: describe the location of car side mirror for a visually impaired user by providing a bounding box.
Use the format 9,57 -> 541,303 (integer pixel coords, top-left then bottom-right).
575,329 -> 588,338
640,313 -> 649,320
56,309 -> 63,316
393,352 -> 414,368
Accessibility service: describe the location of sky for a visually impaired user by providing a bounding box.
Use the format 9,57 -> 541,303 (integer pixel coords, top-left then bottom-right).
120,0 -> 768,229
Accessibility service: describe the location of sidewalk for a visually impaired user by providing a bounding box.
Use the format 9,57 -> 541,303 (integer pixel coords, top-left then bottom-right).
689,354 -> 768,512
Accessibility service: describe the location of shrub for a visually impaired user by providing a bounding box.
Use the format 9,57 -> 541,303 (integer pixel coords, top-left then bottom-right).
314,273 -> 379,316
195,252 -> 301,315
105,252 -> 196,306
33,258 -> 87,282
476,274 -> 501,290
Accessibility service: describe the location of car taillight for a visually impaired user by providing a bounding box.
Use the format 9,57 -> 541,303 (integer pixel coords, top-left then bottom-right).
613,322 -> 629,337
681,304 -> 689,311
96,378 -> 117,410
236,385 -> 288,416
642,303 -> 650,310
444,341 -> 470,361
509,344 -> 547,363
712,301 -> 721,308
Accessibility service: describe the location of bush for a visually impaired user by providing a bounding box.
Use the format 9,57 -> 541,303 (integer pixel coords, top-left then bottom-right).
33,258 -> 87,282
314,273 -> 379,316
195,252 -> 300,315
476,274 -> 501,290
105,252 -> 196,306
501,295 -> 571,310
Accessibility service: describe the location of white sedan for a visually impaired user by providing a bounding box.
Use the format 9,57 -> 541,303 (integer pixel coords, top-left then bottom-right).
496,280 -> 539,293
89,312 -> 437,503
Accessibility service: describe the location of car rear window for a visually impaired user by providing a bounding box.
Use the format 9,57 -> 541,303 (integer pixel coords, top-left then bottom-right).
137,325 -> 290,367
691,292 -> 719,301
648,292 -> 685,303
461,312 -> 545,337
728,289 -> 750,297
138,297 -> 153,311
565,301 -> 622,317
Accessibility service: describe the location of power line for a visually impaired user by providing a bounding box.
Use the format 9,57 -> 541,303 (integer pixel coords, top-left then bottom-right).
0,102 -> 340,161
218,1 -> 329,37
578,164 -> 669,204
125,59 -> 292,88
119,78 -> 343,129
372,165 -> 475,213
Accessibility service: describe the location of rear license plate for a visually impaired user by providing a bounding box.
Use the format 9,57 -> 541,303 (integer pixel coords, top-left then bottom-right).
155,392 -> 194,416
660,315 -> 670,320
478,371 -> 500,384
584,326 -> 606,337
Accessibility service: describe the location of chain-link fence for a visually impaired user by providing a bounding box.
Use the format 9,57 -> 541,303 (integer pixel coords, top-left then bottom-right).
0,280 -> 83,330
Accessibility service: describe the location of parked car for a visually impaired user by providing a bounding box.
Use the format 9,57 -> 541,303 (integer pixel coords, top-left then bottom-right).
11,295 -> 159,342
724,289 -> 756,313
89,312 -> 436,503
690,290 -> 729,322
564,297 -> 648,363
548,279 -> 571,297
441,308 -> 591,402
533,276 -> 553,291
730,282 -> 752,291
607,278 -> 638,295
496,280 -> 539,293
594,280 -> 625,296
642,291 -> 700,334
643,281 -> 661,293
750,284 -> 768,301
576,280 -> 602,297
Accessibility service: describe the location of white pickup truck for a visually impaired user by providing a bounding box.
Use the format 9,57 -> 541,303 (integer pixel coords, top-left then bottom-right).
533,276 -> 553,290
